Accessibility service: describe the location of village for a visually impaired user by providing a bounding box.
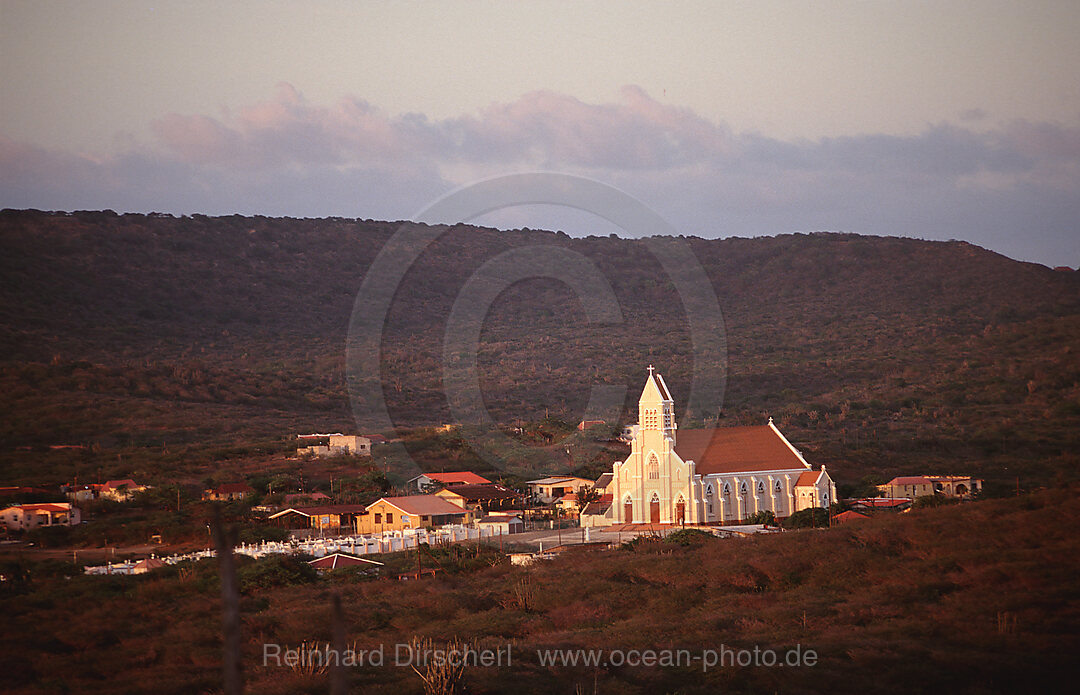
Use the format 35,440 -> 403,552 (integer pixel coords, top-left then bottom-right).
1,369 -> 983,579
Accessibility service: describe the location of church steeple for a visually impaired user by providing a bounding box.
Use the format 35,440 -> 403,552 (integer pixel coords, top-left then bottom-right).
638,365 -> 676,441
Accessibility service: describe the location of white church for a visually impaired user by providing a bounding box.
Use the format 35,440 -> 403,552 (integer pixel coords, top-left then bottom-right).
591,367 -> 835,526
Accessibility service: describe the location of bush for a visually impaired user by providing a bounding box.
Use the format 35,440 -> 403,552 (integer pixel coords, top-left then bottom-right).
745,510 -> 777,525
912,495 -> 961,509
237,555 -> 317,591
664,528 -> 716,546
782,507 -> 829,529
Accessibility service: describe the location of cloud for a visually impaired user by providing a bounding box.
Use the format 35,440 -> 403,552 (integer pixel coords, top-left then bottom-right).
2,85 -> 1078,265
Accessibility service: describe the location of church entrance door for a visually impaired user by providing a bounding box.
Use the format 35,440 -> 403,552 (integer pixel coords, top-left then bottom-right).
624,500 -> 633,523
675,500 -> 685,526
649,495 -> 661,524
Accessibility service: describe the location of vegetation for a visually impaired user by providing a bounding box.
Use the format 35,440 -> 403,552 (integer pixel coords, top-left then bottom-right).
0,210 -> 1077,493
0,488 -> 1076,693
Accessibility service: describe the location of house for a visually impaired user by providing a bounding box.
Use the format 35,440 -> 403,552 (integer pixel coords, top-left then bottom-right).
605,367 -> 835,526
407,471 -> 492,492
850,498 -> 912,513
577,419 -> 606,431
63,484 -> 99,503
203,483 -> 254,501
580,495 -> 614,528
876,476 -> 934,499
356,495 -> 470,534
297,433 -> 371,458
618,425 -> 639,444
268,505 -> 368,533
131,557 -> 166,574
308,553 -> 384,571
476,513 -> 524,534
435,483 -> 522,512
0,502 -> 81,530
526,476 -> 595,504
99,479 -> 147,502
927,475 -> 982,497
834,510 -> 871,524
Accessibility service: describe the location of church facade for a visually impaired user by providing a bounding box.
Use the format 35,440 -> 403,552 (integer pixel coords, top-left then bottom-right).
601,368 -> 835,526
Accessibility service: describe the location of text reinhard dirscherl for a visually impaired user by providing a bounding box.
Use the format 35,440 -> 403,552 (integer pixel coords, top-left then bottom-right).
262,643 -> 818,672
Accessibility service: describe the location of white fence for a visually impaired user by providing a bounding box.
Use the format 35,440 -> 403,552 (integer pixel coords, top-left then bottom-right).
83,524 -> 502,575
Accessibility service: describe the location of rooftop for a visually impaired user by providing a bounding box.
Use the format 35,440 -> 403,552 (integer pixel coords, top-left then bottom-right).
674,424 -> 808,475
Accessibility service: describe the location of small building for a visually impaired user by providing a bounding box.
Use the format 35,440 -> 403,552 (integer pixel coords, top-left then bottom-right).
876,477 -> 935,500
268,505 -> 368,533
476,513 -> 524,535
850,497 -> 912,513
308,553 -> 384,572
357,495 -> 470,534
526,476 -> 595,504
0,502 -> 81,530
63,484 -> 99,503
131,557 -> 166,574
834,510 -> 871,524
407,471 -> 492,492
297,433 -> 371,458
927,475 -> 982,497
577,419 -> 606,431
435,483 -> 522,512
580,495 -> 614,528
203,483 -> 254,502
99,479 -> 147,502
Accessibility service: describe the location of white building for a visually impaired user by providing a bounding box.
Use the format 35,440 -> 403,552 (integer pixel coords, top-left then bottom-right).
601,368 -> 835,526
0,502 -> 82,530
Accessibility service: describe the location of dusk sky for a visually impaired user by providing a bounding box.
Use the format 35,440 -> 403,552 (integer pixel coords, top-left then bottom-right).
2,0 -> 1078,266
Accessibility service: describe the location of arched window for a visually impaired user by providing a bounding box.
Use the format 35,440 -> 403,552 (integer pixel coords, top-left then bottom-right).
739,481 -> 748,496
756,481 -> 765,495
722,482 -> 730,496
774,479 -> 782,493
647,453 -> 659,480
705,484 -> 713,498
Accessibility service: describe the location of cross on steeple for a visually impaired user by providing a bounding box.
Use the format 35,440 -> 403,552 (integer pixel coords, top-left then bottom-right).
647,364 -> 655,376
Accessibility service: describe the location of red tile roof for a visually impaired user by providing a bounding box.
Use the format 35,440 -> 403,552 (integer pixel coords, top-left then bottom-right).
834,510 -> 870,523
885,476 -> 932,486
674,425 -> 808,475
795,470 -> 823,487
852,498 -> 911,508
425,472 -> 491,486
102,479 -> 138,490
6,502 -> 72,512
438,484 -> 520,502
375,495 -> 470,517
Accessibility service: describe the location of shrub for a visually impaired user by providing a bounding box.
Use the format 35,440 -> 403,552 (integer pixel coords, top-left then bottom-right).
664,528 -> 715,546
782,507 -> 829,529
237,555 -> 317,591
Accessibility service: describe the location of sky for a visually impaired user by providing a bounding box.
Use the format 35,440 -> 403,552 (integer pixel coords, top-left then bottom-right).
1,0 -> 1078,266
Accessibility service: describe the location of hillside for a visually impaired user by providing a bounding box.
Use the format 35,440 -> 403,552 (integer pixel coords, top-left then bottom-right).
1,209 -> 1079,488
2,487 -> 1077,694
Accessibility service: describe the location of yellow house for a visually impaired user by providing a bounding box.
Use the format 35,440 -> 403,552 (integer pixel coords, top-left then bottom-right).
877,476 -> 935,499
356,495 -> 470,534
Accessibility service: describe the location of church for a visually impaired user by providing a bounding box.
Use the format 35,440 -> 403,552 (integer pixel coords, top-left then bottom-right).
592,368 -> 835,526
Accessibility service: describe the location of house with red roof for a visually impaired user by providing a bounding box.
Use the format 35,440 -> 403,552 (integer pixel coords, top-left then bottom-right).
834,510 -> 871,524
0,502 -> 81,530
407,471 -> 492,492
602,367 -> 836,527
356,495 -> 470,533
100,479 -> 147,502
